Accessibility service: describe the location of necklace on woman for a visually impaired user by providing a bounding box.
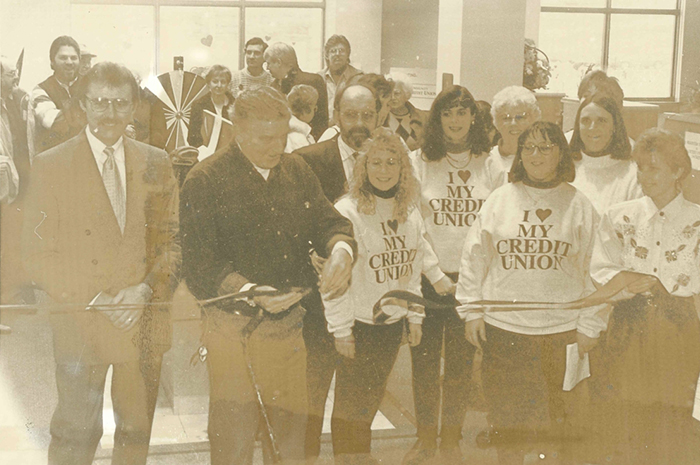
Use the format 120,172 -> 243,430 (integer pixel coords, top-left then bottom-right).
521,182 -> 558,206
445,151 -> 472,170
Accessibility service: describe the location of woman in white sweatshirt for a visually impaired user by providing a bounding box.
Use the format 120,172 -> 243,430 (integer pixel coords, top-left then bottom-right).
458,122 -> 607,465
406,85 -> 506,464
569,94 -> 642,214
324,128 -> 450,461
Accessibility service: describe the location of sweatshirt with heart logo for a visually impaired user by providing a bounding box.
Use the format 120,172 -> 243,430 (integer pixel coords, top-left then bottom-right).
411,149 -> 507,274
322,196 -> 446,338
456,181 -> 608,338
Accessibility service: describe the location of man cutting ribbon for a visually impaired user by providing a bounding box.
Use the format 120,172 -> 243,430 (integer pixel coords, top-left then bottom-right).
180,86 -> 356,465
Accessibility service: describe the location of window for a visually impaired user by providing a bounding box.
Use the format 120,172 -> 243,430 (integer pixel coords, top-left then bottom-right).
70,0 -> 325,79
539,0 -> 681,100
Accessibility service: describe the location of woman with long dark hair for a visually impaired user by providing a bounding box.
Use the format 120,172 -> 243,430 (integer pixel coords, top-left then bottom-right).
404,85 -> 506,464
458,122 -> 605,465
569,94 -> 642,214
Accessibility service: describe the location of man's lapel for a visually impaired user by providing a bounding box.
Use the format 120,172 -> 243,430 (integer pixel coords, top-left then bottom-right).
123,137 -> 148,238
329,135 -> 347,201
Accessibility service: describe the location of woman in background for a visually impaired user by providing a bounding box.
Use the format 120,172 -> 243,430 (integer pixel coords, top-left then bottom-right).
285,84 -> 318,152
569,94 -> 642,214
489,86 -> 541,171
459,122 -> 605,465
384,72 -> 427,152
404,85 -> 506,465
188,64 -> 235,149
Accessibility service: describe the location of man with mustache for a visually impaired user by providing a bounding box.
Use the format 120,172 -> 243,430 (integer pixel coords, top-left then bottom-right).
30,35 -> 86,154
318,35 -> 361,125
22,62 -> 179,465
293,82 -> 380,462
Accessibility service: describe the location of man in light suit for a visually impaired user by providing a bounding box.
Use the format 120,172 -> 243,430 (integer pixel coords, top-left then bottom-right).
22,62 -> 179,465
293,82 -> 380,461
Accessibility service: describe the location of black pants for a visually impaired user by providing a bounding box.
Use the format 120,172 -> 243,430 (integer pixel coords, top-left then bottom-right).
409,275 -> 475,445
303,309 -> 339,459
331,321 -> 404,456
482,324 -> 576,464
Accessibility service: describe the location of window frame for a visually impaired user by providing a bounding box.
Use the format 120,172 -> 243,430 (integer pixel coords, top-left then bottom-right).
71,0 -> 326,73
540,0 -> 683,102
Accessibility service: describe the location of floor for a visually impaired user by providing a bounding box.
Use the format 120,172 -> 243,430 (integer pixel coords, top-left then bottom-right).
0,311 -> 563,465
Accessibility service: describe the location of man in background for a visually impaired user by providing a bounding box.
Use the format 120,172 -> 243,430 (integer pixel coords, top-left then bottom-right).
265,42 -> 329,141
0,55 -> 29,304
79,44 -> 97,77
230,37 -> 273,98
29,35 -> 85,154
294,82 -> 380,461
318,35 -> 361,125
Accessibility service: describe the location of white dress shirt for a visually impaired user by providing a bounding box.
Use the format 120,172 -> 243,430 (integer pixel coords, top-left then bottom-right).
86,128 -> 127,201
337,135 -> 358,184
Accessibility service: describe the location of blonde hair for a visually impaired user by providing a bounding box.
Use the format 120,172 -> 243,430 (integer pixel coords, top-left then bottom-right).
288,84 -> 319,116
491,85 -> 541,121
263,42 -> 299,68
349,128 -> 420,223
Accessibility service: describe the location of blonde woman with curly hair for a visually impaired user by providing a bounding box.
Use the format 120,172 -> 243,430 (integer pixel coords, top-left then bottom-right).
323,128 -> 451,462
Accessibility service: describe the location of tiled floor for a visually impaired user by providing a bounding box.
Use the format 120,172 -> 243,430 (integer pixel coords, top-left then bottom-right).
0,312 -> 509,464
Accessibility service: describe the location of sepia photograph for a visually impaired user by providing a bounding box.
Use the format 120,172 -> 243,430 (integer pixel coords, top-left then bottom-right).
1,0 -> 700,464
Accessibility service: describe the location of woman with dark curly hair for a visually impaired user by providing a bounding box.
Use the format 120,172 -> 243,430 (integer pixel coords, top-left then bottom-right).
569,94 -> 642,214
405,85 -> 506,464
589,128 -> 700,465
458,122 -> 605,465
323,128 -> 451,462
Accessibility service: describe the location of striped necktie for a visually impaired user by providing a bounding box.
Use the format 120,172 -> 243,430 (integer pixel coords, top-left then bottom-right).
102,146 -> 126,234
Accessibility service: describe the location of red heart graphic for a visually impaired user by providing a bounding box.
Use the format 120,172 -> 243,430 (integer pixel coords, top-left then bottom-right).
457,170 -> 471,184
536,209 -> 552,222
387,219 -> 399,234
201,35 -> 213,47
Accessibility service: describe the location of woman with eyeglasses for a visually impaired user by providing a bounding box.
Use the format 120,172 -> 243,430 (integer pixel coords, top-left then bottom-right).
569,93 -> 642,214
323,128 -> 450,462
457,122 -> 606,465
489,86 -> 541,171
587,128 -> 700,465
403,85 -> 506,464
187,65 -> 235,151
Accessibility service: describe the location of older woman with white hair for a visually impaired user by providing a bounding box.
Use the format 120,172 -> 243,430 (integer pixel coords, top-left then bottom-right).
490,85 -> 541,170
384,72 -> 427,152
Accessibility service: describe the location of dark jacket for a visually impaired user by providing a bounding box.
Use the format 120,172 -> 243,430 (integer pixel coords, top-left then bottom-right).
180,143 -> 355,316
274,68 -> 329,142
34,75 -> 86,153
187,92 -> 235,148
294,134 -> 347,204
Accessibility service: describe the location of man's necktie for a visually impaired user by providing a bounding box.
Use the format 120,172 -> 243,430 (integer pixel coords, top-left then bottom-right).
102,146 -> 126,234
